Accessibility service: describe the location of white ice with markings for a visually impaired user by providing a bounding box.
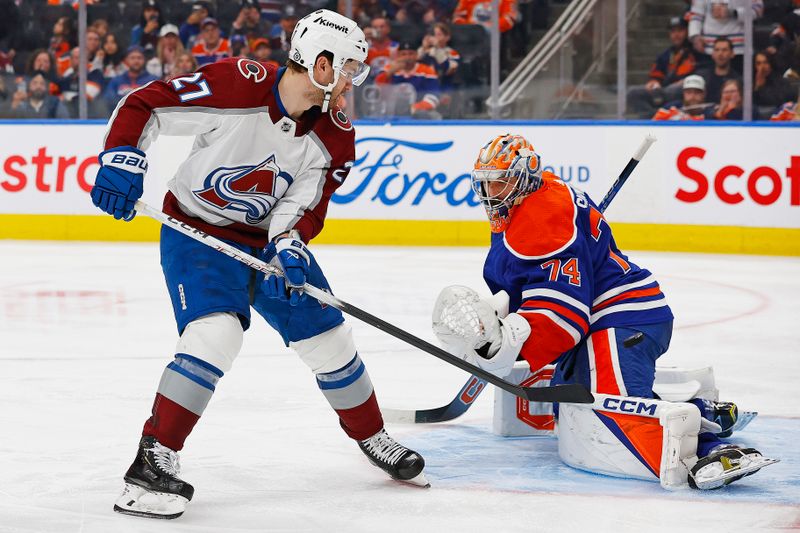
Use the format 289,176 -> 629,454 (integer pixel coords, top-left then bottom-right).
0,242 -> 798,532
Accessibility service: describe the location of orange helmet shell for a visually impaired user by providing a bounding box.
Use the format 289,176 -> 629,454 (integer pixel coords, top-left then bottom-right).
474,134 -> 537,172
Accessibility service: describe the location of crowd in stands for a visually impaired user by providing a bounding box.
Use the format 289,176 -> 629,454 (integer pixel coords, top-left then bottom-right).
0,0 -> 524,120
629,0 -> 800,121
0,0 -> 797,121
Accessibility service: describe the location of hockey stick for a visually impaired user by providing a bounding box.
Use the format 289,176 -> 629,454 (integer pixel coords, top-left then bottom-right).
134,200 -> 594,405
382,133 -> 658,424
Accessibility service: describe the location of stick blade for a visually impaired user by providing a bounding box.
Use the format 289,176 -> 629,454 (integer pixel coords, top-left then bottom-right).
380,408 -> 418,424
522,384 -> 594,404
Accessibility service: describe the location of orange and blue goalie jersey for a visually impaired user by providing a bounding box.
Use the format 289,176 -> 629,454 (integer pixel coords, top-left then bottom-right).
482,173 -> 673,372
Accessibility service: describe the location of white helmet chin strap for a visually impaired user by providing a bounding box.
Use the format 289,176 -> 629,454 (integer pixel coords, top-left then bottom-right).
308,67 -> 341,113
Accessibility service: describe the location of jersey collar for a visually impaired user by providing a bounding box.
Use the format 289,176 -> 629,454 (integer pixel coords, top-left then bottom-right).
270,66 -> 322,137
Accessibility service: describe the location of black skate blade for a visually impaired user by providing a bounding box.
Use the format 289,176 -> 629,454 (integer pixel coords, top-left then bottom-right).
114,504 -> 184,520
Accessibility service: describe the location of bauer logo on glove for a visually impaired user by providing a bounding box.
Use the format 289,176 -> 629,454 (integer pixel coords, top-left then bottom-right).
91,146 -> 148,221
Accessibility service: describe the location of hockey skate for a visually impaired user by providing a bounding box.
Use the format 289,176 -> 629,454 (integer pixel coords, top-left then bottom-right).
358,429 -> 429,487
696,399 -> 758,437
114,436 -> 194,519
688,445 -> 779,490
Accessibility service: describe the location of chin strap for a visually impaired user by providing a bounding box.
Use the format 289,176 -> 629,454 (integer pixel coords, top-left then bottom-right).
322,90 -> 332,113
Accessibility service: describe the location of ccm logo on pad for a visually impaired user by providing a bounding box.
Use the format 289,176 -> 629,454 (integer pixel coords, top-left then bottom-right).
602,398 -> 657,416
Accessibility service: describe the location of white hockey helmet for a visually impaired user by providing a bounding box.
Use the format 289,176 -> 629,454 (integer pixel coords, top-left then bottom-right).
289,9 -> 370,111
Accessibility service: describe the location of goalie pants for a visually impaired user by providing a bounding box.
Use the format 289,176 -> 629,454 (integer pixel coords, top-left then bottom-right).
549,321 -> 674,401
140,226 -> 383,451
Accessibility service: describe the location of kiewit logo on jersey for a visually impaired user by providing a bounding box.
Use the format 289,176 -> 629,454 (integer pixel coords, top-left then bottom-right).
313,16 -> 348,33
193,155 -> 293,225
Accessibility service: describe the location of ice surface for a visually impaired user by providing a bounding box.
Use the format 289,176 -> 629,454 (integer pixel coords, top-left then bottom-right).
0,242 -> 798,532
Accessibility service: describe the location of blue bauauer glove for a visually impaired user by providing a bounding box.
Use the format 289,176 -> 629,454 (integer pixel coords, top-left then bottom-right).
264,234 -> 311,306
91,146 -> 147,220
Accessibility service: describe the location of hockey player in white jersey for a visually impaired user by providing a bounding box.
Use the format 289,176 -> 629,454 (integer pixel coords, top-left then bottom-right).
91,10 -> 427,520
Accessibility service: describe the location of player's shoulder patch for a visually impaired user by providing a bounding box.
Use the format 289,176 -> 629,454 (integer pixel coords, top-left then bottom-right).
236,58 -> 271,84
503,174 -> 578,260
329,107 -> 353,131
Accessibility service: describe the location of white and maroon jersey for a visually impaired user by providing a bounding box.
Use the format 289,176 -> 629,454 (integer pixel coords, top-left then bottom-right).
104,58 -> 355,247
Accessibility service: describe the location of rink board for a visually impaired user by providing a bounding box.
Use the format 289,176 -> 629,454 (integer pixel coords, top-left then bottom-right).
0,120 -> 797,255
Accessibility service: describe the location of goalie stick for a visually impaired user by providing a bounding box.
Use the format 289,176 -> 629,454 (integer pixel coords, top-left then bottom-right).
382,134 -> 658,424
134,201 -> 594,405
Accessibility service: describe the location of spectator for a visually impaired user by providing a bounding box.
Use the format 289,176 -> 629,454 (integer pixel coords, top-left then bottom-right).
705,78 -> 743,119
418,23 -> 460,88
99,33 -> 126,79
652,74 -> 709,120
180,2 -> 211,49
103,46 -> 158,108
688,0 -> 763,71
453,0 -> 519,33
86,29 -> 103,66
753,50 -> 795,108
250,37 -> 280,68
231,0 -> 272,49
131,0 -> 164,57
697,36 -> 741,103
339,0 -> 384,27
89,19 -> 110,40
147,24 -> 185,79
25,49 -> 59,95
270,5 -> 299,52
259,1 -> 285,24
0,49 -> 13,74
365,17 -> 399,77
173,51 -> 199,77
5,72 -> 69,119
57,46 -> 105,102
230,34 -> 249,58
375,40 -> 441,118
49,16 -> 75,60
767,0 -> 800,73
627,17 -> 699,117
417,22 -> 459,115
396,0 -> 434,24
769,97 -> 799,121
25,49 -> 56,80
0,74 -> 11,115
57,28 -> 103,76
192,18 -> 231,66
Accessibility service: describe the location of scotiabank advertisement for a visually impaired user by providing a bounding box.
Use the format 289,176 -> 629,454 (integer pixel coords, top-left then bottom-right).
0,122 -> 797,228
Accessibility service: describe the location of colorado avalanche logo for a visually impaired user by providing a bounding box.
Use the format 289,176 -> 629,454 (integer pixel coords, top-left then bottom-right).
193,155 -> 293,225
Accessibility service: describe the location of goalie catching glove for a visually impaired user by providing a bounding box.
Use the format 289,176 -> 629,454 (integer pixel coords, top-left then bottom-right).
432,286 -> 530,377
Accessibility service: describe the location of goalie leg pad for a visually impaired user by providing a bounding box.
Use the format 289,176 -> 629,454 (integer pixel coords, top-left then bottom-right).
557,393 -> 700,489
653,366 -> 719,402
